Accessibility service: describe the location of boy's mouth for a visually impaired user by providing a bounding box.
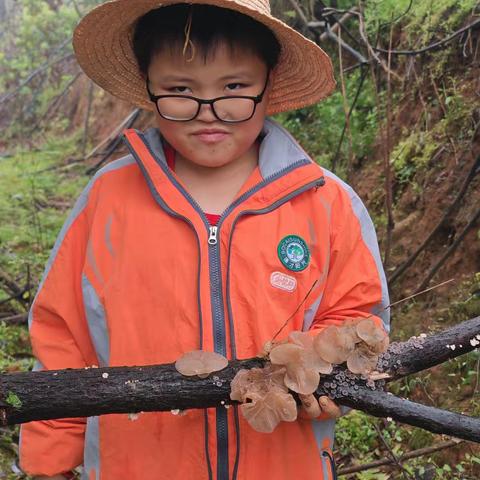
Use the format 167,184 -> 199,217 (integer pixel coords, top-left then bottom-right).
192,128 -> 230,144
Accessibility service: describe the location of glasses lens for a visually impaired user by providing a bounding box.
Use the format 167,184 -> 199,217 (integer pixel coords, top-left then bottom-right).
157,97 -> 198,121
213,98 -> 255,122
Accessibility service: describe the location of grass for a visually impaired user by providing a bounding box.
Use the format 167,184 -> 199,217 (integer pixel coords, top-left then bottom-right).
0,132 -> 89,304
0,131 -> 90,478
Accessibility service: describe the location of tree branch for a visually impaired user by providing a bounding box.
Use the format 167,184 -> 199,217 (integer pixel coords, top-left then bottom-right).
1,317 -> 479,442
336,387 -> 480,443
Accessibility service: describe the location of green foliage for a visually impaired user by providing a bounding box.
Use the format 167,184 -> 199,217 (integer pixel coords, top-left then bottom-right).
1,1 -> 76,86
442,350 -> 480,393
5,391 -> 22,409
276,68 -> 377,178
363,0 -> 478,45
0,322 -> 32,372
336,412 -> 480,478
407,428 -> 434,450
390,129 -> 439,185
0,132 -> 89,300
0,0 -> 102,137
390,84 -> 474,189
449,273 -> 480,319
336,411 -> 378,457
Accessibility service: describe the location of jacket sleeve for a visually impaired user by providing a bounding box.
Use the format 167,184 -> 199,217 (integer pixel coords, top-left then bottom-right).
308,181 -> 390,334
19,188 -> 99,477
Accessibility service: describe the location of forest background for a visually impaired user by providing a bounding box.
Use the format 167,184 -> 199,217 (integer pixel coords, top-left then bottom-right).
0,0 -> 479,478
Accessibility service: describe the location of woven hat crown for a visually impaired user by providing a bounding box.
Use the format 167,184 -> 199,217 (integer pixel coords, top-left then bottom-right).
235,0 -> 271,15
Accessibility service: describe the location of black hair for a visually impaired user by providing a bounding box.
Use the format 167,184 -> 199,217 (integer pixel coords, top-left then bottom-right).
132,4 -> 281,75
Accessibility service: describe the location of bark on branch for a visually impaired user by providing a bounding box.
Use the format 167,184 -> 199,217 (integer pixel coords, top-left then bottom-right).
1,317 -> 479,443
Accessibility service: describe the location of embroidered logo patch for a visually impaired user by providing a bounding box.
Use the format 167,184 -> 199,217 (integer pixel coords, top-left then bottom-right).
277,235 -> 310,272
270,271 -> 297,292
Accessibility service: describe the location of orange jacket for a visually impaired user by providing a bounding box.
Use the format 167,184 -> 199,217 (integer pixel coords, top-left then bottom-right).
19,119 -> 389,480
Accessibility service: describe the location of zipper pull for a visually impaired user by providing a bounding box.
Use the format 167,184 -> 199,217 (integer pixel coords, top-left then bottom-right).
208,226 -> 218,245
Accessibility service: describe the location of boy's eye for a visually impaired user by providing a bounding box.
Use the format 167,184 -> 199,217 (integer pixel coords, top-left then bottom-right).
226,83 -> 247,91
170,86 -> 192,94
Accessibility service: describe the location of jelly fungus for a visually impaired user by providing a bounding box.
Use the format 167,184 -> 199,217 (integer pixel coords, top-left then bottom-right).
313,319 -> 389,374
269,345 -> 322,395
347,343 -> 380,374
230,365 -> 298,432
230,365 -> 287,403
240,390 -> 297,433
314,326 -> 356,364
356,318 -> 385,346
288,331 -> 334,374
175,350 -> 228,378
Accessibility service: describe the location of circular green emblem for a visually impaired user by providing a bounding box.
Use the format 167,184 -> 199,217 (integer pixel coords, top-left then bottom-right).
277,235 -> 310,272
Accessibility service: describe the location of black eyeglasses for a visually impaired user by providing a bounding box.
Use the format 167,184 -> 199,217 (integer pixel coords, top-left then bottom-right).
146,73 -> 269,123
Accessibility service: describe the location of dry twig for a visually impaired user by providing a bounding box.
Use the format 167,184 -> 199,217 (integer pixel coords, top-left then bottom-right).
415,206 -> 480,293
337,440 -> 463,476
372,18 -> 480,56
383,19 -> 395,269
336,27 -> 354,179
82,81 -> 95,157
373,422 -> 414,479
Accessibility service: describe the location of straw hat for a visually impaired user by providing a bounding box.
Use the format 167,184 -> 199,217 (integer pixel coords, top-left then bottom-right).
73,0 -> 336,115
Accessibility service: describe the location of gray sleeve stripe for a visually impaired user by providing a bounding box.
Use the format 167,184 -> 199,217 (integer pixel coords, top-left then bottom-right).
28,156 -> 135,331
302,293 -> 323,332
322,169 -> 391,332
86,237 -> 105,286
82,274 -> 110,367
32,359 -> 44,372
105,214 -> 115,257
82,416 -> 100,480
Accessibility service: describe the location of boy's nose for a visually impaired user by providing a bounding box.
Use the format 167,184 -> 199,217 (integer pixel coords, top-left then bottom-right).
196,102 -> 218,122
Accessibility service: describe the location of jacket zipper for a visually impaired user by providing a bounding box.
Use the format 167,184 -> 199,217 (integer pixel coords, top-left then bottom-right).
322,450 -> 337,479
208,226 -> 218,245
208,228 -> 228,480
131,131 -> 323,480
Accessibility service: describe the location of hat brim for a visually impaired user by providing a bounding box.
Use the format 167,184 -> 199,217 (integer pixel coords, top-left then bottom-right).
73,0 -> 336,115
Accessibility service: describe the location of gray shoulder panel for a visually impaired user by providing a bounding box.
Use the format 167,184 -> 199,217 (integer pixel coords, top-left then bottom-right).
259,118 -> 312,178
322,169 -> 391,332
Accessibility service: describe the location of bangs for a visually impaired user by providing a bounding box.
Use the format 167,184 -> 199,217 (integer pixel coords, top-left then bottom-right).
133,4 -> 281,74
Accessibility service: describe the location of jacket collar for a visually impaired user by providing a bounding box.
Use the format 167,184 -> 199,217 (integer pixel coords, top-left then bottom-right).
140,118 -> 311,181
122,118 -> 324,222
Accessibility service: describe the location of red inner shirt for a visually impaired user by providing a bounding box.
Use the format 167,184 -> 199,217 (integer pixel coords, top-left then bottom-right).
164,143 -> 221,226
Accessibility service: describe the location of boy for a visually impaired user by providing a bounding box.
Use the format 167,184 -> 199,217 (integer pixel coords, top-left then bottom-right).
19,1 -> 389,479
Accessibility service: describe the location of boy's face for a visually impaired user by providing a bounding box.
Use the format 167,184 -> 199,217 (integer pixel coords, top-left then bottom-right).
147,42 -> 270,169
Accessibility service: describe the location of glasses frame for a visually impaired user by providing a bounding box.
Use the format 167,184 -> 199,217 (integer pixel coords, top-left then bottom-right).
146,73 -> 270,123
